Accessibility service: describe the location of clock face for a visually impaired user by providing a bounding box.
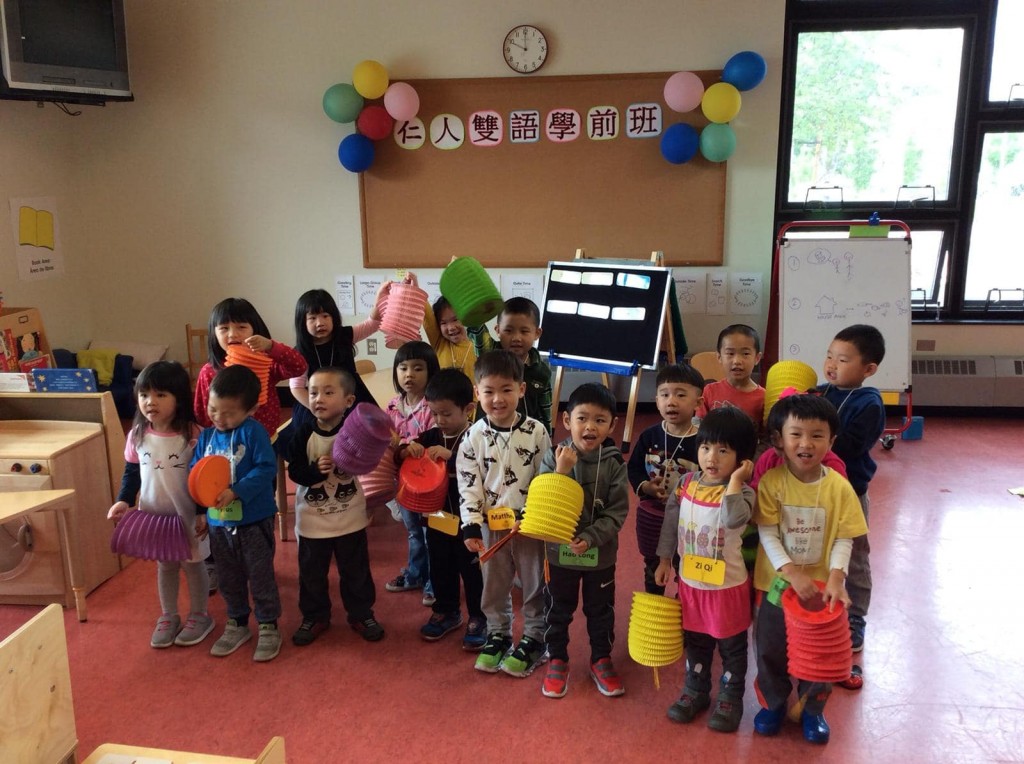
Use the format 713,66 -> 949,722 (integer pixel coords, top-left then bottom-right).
503,25 -> 548,74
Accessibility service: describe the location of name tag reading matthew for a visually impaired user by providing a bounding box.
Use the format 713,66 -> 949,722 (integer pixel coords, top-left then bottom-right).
682,554 -> 726,586
486,507 -> 516,531
558,545 -> 598,567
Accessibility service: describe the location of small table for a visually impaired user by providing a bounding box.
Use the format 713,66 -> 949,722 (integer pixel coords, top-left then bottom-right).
0,489 -> 84,621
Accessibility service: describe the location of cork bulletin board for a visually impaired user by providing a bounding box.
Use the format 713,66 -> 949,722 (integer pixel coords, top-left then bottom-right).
359,71 -> 726,268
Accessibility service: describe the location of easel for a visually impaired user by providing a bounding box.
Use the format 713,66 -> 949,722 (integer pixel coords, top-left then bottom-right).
549,249 -> 676,453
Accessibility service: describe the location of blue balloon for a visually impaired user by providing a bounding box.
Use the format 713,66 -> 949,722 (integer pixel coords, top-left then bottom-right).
660,123 -> 699,164
723,51 -> 767,91
338,133 -> 374,173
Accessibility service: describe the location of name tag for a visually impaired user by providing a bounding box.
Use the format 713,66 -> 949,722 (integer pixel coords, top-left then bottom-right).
767,575 -> 790,606
682,554 -> 726,586
208,499 -> 242,523
428,511 -> 460,536
558,544 -> 598,567
486,507 -> 516,531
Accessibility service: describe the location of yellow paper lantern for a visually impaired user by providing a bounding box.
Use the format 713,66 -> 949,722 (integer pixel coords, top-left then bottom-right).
628,592 -> 683,687
519,473 -> 584,544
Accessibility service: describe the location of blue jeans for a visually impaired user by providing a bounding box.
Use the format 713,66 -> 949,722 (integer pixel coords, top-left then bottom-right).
399,504 -> 432,596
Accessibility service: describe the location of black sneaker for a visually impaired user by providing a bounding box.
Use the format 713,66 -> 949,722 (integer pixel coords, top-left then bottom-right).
292,619 -> 329,646
499,635 -> 548,678
351,617 -> 385,642
474,632 -> 512,673
667,691 -> 711,723
707,698 -> 743,732
850,614 -> 866,652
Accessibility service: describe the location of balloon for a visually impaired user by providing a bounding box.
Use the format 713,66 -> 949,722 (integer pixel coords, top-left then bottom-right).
384,82 -> 420,121
352,60 -> 389,99
699,123 -> 737,162
660,123 -> 699,165
322,83 -> 363,123
663,71 -> 705,113
701,82 -> 741,123
723,50 -> 767,91
338,134 -> 375,173
357,104 -> 394,141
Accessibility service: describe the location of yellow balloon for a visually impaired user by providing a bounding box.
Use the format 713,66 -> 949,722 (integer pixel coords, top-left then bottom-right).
701,82 -> 741,124
353,60 -> 389,100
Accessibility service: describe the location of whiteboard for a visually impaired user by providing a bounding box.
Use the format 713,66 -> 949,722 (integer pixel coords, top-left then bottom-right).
778,236 -> 911,391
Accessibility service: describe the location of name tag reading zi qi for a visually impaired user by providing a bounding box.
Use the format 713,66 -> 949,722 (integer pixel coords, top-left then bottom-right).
682,554 -> 726,586
486,507 -> 516,531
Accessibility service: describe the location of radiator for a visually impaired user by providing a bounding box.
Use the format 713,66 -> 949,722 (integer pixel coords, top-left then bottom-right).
910,356 -> 1024,407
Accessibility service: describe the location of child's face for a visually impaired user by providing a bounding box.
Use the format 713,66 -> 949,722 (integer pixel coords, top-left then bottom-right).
476,373 -> 525,428
438,306 -> 468,345
396,358 -> 430,398
656,382 -> 703,431
779,413 -> 835,481
697,441 -> 738,483
215,321 -> 254,353
562,403 -> 616,454
20,333 -> 36,352
308,372 -> 354,427
207,392 -> 253,432
427,397 -> 474,436
138,388 -> 177,430
497,312 -> 541,360
823,339 -> 877,389
718,332 -> 762,387
305,311 -> 335,345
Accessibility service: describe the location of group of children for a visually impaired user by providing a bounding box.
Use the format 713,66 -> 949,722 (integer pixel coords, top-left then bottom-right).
108,277 -> 888,744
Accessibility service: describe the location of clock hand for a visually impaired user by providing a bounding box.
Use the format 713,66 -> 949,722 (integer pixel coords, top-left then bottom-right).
508,39 -> 526,50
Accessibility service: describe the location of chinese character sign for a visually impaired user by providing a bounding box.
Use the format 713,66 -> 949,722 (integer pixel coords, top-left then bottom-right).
509,110 -> 541,144
546,108 -> 581,142
469,110 -> 503,146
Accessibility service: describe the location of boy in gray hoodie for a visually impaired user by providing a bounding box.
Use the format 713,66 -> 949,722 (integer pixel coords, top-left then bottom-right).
539,383 -> 630,699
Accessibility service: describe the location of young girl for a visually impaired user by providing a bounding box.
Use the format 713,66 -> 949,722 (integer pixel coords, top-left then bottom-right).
654,406 -> 757,733
406,272 -> 477,383
108,361 -> 213,648
383,340 -> 440,606
193,297 -> 307,440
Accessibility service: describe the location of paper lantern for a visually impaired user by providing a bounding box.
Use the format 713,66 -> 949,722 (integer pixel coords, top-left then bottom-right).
439,257 -> 504,326
519,473 -> 584,543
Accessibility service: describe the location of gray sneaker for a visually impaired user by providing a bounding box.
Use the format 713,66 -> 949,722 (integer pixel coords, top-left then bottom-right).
210,619 -> 252,657
150,614 -> 181,649
253,623 -> 282,662
174,612 -> 215,647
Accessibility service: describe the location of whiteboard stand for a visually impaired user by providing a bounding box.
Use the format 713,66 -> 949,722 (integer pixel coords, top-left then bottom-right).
547,249 -> 676,453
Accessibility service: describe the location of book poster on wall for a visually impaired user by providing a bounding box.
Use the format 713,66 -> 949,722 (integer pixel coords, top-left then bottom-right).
9,197 -> 66,281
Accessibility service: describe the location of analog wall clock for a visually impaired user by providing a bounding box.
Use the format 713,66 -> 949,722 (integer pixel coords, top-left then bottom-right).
503,24 -> 548,74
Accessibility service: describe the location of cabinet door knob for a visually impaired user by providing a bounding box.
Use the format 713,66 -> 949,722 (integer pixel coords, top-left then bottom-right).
29,463 -> 43,474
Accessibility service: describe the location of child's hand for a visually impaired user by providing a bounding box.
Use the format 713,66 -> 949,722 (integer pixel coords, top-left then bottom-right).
245,335 -> 273,353
405,441 -> 425,459
195,514 -> 209,540
824,569 -> 851,611
782,565 -> 818,602
215,488 -> 237,509
554,444 -> 577,474
730,459 -> 754,486
654,558 -> 675,587
464,537 -> 486,554
569,537 -> 589,555
370,281 -> 392,321
404,272 -> 419,287
426,445 -> 451,461
107,501 -> 130,522
317,455 -> 334,475
644,474 -> 668,501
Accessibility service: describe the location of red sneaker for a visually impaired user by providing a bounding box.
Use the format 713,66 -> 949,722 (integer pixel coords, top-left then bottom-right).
589,657 -> 625,697
542,659 -> 569,698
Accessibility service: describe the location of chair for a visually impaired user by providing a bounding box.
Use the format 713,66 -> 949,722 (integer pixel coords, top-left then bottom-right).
276,417 -> 294,541
688,351 -> 721,383
185,323 -> 208,389
355,359 -> 376,375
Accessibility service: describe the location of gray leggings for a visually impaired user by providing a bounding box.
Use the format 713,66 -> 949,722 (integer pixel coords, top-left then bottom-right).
157,559 -> 210,616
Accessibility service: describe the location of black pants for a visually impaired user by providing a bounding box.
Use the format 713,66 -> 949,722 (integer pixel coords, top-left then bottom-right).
683,628 -> 748,701
642,552 -> 680,596
426,525 -> 483,618
543,563 -> 616,663
297,529 -> 376,625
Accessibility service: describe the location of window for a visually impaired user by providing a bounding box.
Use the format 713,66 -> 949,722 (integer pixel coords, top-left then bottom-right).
776,0 -> 1024,321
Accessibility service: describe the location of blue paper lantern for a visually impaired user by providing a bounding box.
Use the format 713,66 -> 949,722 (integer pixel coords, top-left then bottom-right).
722,51 -> 767,92
660,123 -> 699,165
338,134 -> 375,173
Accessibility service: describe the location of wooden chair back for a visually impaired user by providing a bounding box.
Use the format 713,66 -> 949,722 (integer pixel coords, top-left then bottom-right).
688,351 -> 721,384
185,323 -> 208,388
355,359 -> 377,375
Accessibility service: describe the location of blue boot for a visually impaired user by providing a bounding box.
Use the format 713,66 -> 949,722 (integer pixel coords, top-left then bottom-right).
801,710 -> 830,744
753,706 -> 785,736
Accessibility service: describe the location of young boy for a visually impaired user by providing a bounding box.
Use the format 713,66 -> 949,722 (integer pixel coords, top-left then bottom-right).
398,369 -> 484,649
696,324 -> 765,427
818,323 -> 885,652
191,365 -> 281,661
458,350 -> 552,676
469,297 -> 552,434
286,368 -> 384,647
539,383 -> 630,699
627,364 -> 704,594
751,394 -> 868,744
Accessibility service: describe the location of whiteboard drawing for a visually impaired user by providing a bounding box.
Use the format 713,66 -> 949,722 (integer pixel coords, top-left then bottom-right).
789,298 -> 801,310
787,255 -> 801,271
806,247 -> 854,279
815,295 -> 837,317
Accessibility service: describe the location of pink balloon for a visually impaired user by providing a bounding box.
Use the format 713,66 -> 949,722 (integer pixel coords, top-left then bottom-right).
384,82 -> 420,122
663,71 -> 705,113
357,105 -> 394,141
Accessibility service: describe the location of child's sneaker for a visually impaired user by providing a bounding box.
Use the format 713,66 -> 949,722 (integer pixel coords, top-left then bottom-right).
707,698 -> 743,732
350,617 -> 385,642
499,635 -> 548,678
421,590 -> 436,607
589,657 -> 625,697
385,573 -> 422,592
541,659 -> 569,698
253,623 -> 281,662
150,614 -> 181,649
474,632 -> 512,673
420,612 -> 463,641
174,613 -> 214,647
292,619 -> 329,646
210,619 -> 252,657
850,614 -> 866,652
462,616 -> 487,651
667,690 -> 711,723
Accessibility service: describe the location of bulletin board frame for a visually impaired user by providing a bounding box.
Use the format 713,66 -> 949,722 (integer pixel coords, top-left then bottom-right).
359,71 -> 726,269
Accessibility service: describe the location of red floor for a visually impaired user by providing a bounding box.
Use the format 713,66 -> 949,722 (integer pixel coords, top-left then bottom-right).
3,415 -> 1024,763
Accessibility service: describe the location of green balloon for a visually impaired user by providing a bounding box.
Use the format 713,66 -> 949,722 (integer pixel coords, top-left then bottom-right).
323,83 -> 363,123
699,123 -> 737,162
